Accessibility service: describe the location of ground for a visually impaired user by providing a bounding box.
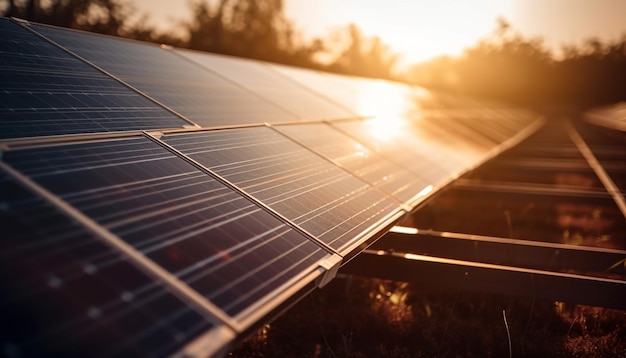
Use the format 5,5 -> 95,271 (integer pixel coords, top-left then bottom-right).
230,275 -> 626,357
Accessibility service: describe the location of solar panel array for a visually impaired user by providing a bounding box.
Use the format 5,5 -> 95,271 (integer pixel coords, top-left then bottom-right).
585,101 -> 626,131
350,117 -> 626,311
0,18 -> 541,356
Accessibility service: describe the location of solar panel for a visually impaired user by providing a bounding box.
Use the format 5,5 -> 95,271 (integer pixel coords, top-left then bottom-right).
162,127 -> 403,256
585,102 -> 626,131
268,64 -> 374,116
269,64 -> 423,119
0,18 -> 550,356
332,112 -> 540,187
2,137 -> 334,319
30,23 -> 297,126
574,122 -> 626,191
0,19 -> 187,139
409,117 -> 490,161
275,122 -> 432,205
402,120 -> 626,248
565,120 -> 626,220
331,119 -> 460,184
177,50 -> 355,120
0,168 -> 224,357
448,116 -> 514,144
419,111 -> 499,148
409,91 -> 538,144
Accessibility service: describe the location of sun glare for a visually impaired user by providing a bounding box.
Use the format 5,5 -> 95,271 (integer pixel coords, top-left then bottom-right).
356,80 -> 417,142
365,116 -> 406,142
390,226 -> 419,235
356,81 -> 412,116
294,0 -> 516,65
353,143 -> 370,158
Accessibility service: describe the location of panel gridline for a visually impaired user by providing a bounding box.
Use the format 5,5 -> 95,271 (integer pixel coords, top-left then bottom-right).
0,170 -> 215,357
331,119 -> 457,184
417,111 -> 498,151
31,23 -> 298,127
0,18 -> 548,358
268,63 -> 380,117
163,127 -> 402,254
3,137 -> 330,317
412,117 -> 492,162
0,19 -> 186,139
333,115 -> 520,179
276,123 -> 432,204
178,49 -> 355,121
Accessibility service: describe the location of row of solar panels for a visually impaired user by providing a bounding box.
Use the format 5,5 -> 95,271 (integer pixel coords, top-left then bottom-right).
0,17 -> 542,357
586,102 -> 626,132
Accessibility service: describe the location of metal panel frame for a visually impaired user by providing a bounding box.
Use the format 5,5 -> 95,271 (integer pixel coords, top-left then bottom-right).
157,125 -> 408,259
343,250 -> 626,310
373,229 -> 626,277
1,17 -> 552,356
0,132 -> 343,341
15,18 -> 199,130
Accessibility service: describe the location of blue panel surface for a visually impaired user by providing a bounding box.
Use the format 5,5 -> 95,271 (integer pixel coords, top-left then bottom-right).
178,50 -> 354,120
31,23 -> 297,127
331,119 -> 457,183
0,169 -> 215,357
277,123 -> 432,204
3,137 -> 329,317
163,128 -> 401,254
0,19 -> 186,139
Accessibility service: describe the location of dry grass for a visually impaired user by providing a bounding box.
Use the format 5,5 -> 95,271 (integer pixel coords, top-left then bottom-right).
231,276 -> 626,357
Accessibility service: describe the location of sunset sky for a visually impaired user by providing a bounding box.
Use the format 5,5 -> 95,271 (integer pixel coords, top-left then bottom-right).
132,0 -> 626,66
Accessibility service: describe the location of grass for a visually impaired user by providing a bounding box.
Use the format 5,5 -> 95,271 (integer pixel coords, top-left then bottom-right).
230,275 -> 626,357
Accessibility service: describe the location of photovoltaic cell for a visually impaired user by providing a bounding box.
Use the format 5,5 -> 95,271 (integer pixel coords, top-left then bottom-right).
586,102 -> 626,131
407,118 -> 494,166
0,18 -> 554,357
331,119 -> 458,184
163,127 -> 402,255
0,19 -> 187,139
177,50 -> 355,120
3,137 -> 329,317
268,64 -> 382,117
449,117 -> 513,144
418,111 -> 498,149
31,23 -> 297,126
415,117 -> 493,161
270,64 -> 421,119
0,169 -> 216,357
418,102 -> 539,152
276,123 -> 432,204
434,106 -> 537,145
575,121 -> 626,191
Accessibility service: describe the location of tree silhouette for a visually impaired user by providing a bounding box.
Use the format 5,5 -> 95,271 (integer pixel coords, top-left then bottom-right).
326,23 -> 399,79
4,2 -> 625,110
183,0 -> 319,65
2,0 -> 399,79
3,0 -> 131,36
408,18 -> 626,110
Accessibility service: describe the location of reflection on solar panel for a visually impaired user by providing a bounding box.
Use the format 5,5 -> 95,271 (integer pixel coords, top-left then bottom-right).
585,102 -> 626,131
276,122 -> 431,205
177,50 -> 355,120
0,169 -> 220,357
1,18 -> 545,356
332,119 -> 464,184
0,19 -> 187,139
349,119 -> 626,310
576,121 -> 626,192
31,23 -> 297,126
3,137 -> 333,318
162,127 -> 402,256
268,64 -> 401,117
